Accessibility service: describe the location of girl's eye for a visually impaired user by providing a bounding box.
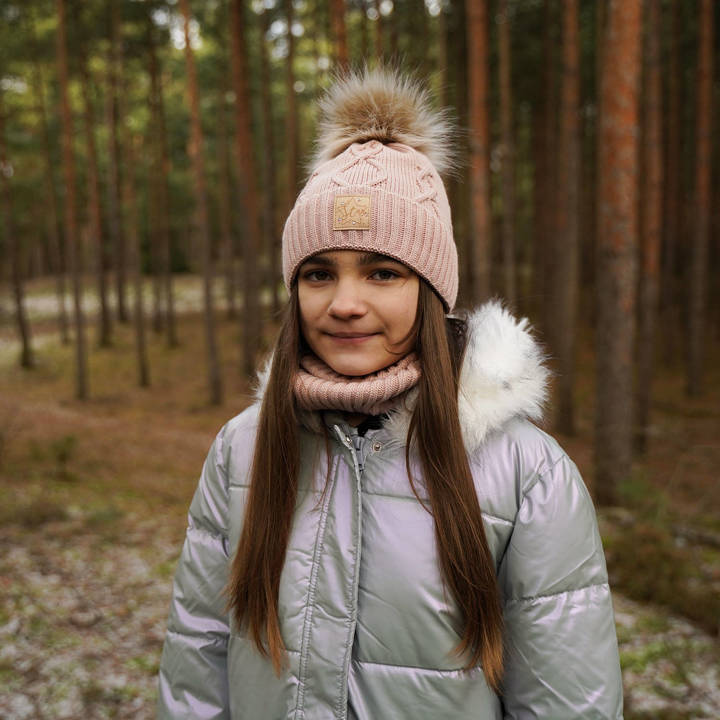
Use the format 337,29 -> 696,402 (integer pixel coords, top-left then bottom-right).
303,269 -> 332,282
371,269 -> 400,281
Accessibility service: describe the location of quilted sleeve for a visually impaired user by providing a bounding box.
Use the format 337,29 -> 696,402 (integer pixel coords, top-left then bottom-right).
157,425 -> 231,719
497,452 -> 623,719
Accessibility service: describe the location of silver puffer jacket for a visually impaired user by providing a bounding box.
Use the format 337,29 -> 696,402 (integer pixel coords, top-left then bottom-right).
157,302 -> 624,719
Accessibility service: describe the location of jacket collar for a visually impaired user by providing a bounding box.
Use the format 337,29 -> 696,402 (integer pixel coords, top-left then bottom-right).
253,301 -> 550,455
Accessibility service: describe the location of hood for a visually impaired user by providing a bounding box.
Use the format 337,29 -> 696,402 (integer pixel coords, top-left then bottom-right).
253,301 -> 550,455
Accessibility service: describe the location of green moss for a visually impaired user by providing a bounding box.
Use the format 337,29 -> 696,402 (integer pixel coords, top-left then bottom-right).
125,653 -> 160,675
620,640 -> 668,672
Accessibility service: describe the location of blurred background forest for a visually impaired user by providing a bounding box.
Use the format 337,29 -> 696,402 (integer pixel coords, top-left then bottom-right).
1,0 -> 719,717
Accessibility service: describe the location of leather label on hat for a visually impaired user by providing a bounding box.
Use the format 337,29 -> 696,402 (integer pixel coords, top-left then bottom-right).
333,195 -> 371,230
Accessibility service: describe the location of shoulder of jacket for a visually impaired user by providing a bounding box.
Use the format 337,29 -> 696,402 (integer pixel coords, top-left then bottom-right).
470,417 -> 577,512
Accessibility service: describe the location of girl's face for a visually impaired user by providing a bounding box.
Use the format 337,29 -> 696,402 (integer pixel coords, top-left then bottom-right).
297,250 -> 419,376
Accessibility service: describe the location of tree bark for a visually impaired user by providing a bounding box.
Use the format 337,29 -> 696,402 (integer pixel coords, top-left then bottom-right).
497,0 -> 517,306
285,0 -> 299,208
660,0 -> 681,364
260,6 -> 279,316
635,0 -> 662,453
106,0 -> 128,324
217,71 -> 237,319
30,52 -> 69,346
180,0 -> 223,405
230,0 -> 262,375
466,0 -> 491,302
146,26 -> 178,348
56,0 -> 89,400
686,0 -> 713,397
595,0 -> 642,505
373,0 -> 383,59
123,132 -> 150,388
330,0 -> 349,72
79,48 -> 112,348
553,0 -> 580,435
0,88 -> 34,368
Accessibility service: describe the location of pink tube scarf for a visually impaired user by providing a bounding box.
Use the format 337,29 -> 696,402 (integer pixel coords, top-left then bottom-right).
294,352 -> 422,415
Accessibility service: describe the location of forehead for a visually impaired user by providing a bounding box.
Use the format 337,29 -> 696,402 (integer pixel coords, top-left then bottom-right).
300,250 -> 405,267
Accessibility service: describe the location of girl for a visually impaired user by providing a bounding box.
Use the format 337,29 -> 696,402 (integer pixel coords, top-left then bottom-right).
158,68 -> 623,719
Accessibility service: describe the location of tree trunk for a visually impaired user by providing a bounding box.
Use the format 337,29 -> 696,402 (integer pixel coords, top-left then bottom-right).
123,132 -> 150,388
437,3 -> 448,108
497,0 -> 517,306
0,88 -> 34,369
532,0 -> 557,318
553,0 -> 580,435
217,72 -> 237,320
30,54 -> 69,346
541,0 -> 559,340
635,0 -> 663,453
330,0 -> 349,72
79,49 -> 112,348
595,0 -> 642,505
686,0 -> 713,397
373,0 -> 383,59
230,0 -> 263,375
106,0 -> 128,324
285,0 -> 299,208
661,0 -> 681,364
57,0 -> 89,400
180,0 -> 223,405
466,0 -> 491,302
260,6 -> 280,316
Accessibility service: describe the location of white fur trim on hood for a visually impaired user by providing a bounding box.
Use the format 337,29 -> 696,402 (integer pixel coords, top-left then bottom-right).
252,301 -> 550,455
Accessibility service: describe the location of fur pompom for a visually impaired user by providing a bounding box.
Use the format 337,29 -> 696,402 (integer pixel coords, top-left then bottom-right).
311,66 -> 457,175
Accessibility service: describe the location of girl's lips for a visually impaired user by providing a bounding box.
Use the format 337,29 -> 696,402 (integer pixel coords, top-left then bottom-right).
325,333 -> 377,344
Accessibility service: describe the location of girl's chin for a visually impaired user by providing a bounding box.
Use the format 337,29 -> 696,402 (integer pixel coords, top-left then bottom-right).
323,355 -> 390,377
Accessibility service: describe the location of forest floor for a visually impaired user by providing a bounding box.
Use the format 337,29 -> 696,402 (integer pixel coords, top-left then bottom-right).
1,275 -> 719,719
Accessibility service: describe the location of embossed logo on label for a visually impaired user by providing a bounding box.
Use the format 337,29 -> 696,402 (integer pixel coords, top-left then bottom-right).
333,195 -> 371,231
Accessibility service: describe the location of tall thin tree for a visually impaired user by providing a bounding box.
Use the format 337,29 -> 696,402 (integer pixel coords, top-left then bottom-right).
146,15 -> 178,347
661,0 -> 681,362
595,0 -> 642,504
330,0 -> 349,71
79,43 -> 112,348
466,0 -> 491,302
230,0 -> 262,375
497,0 -> 517,306
0,87 -> 34,368
260,5 -> 279,316
56,0 -> 89,399
686,0 -> 713,396
553,0 -> 580,435
124,130 -> 150,388
28,19 -> 69,346
180,0 -> 223,405
635,0 -> 663,453
106,0 -> 128,323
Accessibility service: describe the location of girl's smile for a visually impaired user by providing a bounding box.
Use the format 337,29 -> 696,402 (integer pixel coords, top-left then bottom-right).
297,250 -> 419,377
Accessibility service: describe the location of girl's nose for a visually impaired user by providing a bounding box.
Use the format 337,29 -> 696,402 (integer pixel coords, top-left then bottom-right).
327,279 -> 367,318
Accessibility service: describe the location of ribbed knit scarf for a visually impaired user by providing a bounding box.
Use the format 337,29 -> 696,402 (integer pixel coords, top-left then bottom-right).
294,351 -> 421,415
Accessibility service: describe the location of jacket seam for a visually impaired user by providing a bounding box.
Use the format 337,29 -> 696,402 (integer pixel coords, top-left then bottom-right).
519,451 -> 567,500
352,657 -> 481,674
293,455 -> 340,720
505,580 -> 609,605
361,493 -> 514,525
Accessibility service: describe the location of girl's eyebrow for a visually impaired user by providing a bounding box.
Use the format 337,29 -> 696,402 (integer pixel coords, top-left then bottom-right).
302,252 -> 403,268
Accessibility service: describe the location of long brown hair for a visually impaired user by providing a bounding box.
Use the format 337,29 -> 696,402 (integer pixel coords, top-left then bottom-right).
226,280 -> 504,692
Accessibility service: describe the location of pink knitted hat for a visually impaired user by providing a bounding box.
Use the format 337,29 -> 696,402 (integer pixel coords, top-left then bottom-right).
282,68 -> 459,312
